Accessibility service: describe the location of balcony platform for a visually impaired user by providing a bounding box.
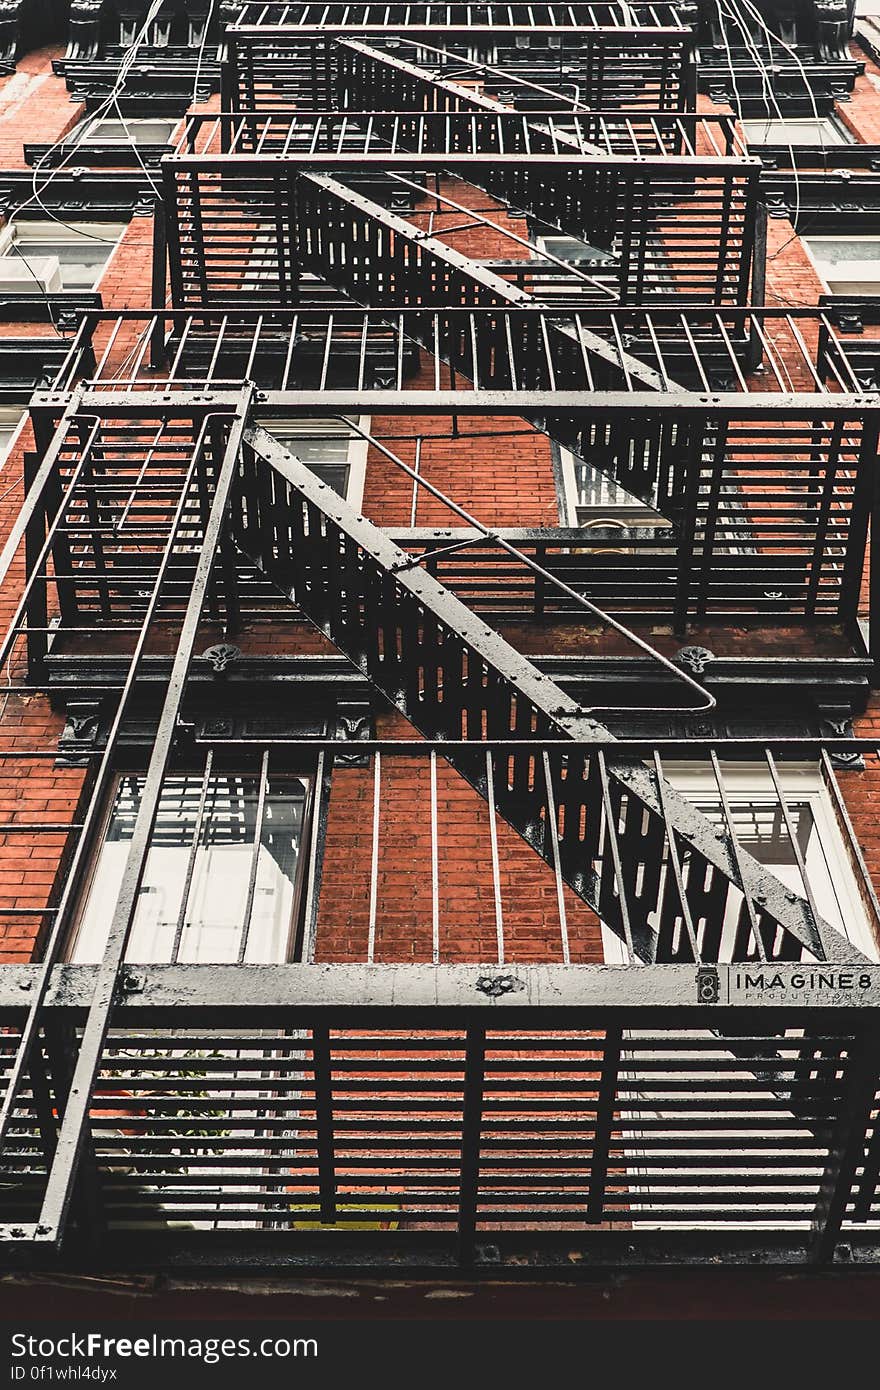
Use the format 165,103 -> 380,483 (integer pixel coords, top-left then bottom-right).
1,961 -> 879,1270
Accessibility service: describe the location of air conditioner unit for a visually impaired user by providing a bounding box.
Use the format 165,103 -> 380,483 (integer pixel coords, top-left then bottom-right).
0,254 -> 64,295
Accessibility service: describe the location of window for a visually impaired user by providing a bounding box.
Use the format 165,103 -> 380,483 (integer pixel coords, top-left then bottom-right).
601,762 -> 876,963
534,232 -> 618,298
0,406 -> 25,466
557,443 -> 671,535
739,116 -> 849,146
604,761 -> 877,1233
802,236 -> 880,296
258,416 -> 370,509
67,769 -> 313,965
0,220 -> 127,294
538,234 -> 617,268
75,117 -> 177,146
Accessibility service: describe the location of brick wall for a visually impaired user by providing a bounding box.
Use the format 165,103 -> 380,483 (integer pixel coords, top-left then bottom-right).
0,46 -> 81,167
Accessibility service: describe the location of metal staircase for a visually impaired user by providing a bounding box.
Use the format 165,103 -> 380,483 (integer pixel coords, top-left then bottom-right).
5,0 -> 880,1277
166,163 -> 699,513
234,424 -> 865,969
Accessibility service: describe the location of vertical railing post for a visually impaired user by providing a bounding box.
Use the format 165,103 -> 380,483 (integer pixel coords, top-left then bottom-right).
313,1026 -> 336,1225
811,1024 -> 880,1264
149,199 -> 168,370
458,1026 -> 485,1267
864,420 -> 880,674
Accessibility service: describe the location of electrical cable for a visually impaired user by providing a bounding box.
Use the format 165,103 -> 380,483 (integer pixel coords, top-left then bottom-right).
714,0 -> 802,235
0,0 -> 171,334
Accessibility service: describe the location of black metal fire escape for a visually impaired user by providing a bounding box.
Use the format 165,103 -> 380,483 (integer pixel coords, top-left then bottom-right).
0,2 -> 879,1273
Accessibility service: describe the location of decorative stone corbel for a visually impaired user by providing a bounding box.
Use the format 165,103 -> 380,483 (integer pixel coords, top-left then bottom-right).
818,703 -> 864,769
56,701 -> 106,766
66,0 -> 106,61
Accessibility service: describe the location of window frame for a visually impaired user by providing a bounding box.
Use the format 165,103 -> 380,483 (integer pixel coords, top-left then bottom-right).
601,760 -> 878,964
75,115 -> 179,148
256,415 -> 371,511
0,405 -> 27,470
802,234 -> 880,297
739,114 -> 851,147
65,760 -> 320,967
602,760 -> 879,1230
0,219 -> 128,294
554,440 -> 671,531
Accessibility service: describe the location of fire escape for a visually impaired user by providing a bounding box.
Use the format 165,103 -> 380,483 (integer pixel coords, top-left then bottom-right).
1,3 -> 880,1273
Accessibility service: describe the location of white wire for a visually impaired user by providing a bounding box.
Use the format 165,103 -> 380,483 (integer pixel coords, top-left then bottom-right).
14,0 -> 168,238
191,0 -> 218,110
727,0 -> 835,233
0,0 -> 169,330
714,0 -> 801,236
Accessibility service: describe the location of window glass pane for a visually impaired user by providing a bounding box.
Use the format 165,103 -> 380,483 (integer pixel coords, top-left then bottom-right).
14,242 -> 110,290
806,238 -> 880,267
676,787 -> 848,941
561,448 -> 670,528
70,773 -> 309,964
8,222 -> 123,291
259,418 -> 355,497
540,234 -> 617,265
81,118 -> 176,145
740,118 -> 846,145
571,460 -> 667,520
0,412 -> 23,460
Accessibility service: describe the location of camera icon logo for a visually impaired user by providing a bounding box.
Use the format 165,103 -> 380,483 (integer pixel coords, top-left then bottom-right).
696,965 -> 721,1004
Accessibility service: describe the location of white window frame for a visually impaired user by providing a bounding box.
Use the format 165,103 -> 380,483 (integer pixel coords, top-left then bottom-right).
533,231 -> 619,302
75,115 -> 178,147
802,234 -> 880,296
0,219 -> 128,294
66,769 -> 314,966
739,115 -> 849,147
602,761 -> 877,1233
0,406 -> 27,471
601,760 -> 878,963
556,443 -> 669,531
257,416 -> 370,511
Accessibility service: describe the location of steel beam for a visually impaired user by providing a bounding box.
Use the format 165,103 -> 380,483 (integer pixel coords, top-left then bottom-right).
1,962 -> 880,1020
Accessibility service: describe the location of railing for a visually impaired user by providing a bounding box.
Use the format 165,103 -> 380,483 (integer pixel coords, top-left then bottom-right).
1,963 -> 880,1266
223,26 -> 695,112
177,108 -> 746,159
1,379 -> 879,1264
31,309 -> 878,630
231,3 -> 689,24
161,140 -> 759,308
48,307 -> 870,397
